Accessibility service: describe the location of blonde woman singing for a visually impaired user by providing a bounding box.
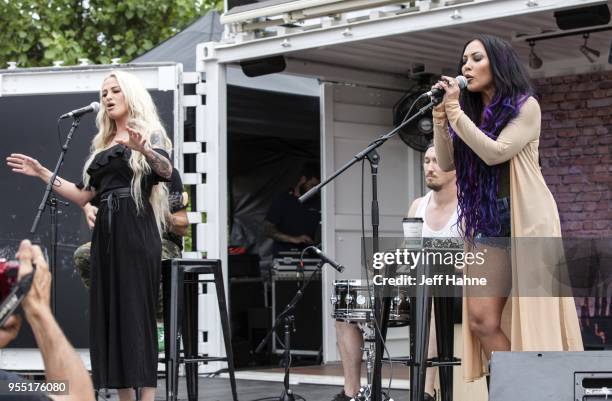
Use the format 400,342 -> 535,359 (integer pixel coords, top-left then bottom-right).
7,70 -> 173,401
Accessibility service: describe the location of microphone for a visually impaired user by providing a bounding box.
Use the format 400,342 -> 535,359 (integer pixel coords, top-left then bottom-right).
310,246 -> 344,273
425,75 -> 468,99
59,102 -> 100,119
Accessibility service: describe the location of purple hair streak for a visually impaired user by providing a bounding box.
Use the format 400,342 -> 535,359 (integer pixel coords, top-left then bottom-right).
449,93 -> 529,241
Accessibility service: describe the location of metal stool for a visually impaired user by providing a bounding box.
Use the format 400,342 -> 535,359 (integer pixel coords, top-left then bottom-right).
161,258 -> 238,401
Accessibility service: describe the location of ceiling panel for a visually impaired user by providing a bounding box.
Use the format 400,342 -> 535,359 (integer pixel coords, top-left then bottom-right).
292,9 -> 611,75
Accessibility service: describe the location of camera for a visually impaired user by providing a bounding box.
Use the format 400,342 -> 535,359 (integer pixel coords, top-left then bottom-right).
0,259 -> 33,327
0,259 -> 20,301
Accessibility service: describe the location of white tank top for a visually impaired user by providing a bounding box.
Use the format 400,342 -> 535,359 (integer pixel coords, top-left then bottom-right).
414,191 -> 460,238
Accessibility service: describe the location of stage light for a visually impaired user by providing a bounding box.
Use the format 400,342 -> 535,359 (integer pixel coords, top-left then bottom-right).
528,41 -> 543,69
579,33 -> 600,63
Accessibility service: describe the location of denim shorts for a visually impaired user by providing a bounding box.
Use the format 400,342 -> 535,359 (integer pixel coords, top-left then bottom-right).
475,197 -> 511,249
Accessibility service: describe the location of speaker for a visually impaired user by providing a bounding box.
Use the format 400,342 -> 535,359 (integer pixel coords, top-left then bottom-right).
228,0 -> 260,10
227,277 -> 271,367
554,4 -> 610,30
240,56 -> 286,77
490,351 -> 612,400
272,272 -> 322,355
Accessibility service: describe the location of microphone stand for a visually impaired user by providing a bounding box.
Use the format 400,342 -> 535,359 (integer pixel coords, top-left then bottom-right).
299,96 -> 439,401
255,260 -> 325,401
31,117 -> 81,314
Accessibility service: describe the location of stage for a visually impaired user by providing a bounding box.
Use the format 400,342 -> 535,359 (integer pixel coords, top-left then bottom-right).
98,376 -> 410,401
102,360 -> 485,400
226,362 -> 487,401
225,363 -> 410,390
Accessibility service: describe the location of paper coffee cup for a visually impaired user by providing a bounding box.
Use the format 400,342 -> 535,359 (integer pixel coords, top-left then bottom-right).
402,217 -> 423,249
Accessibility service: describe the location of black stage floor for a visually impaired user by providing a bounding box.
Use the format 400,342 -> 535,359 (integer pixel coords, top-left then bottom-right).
99,377 -> 410,401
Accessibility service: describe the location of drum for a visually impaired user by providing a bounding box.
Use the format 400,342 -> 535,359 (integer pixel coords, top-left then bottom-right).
331,279 -> 410,325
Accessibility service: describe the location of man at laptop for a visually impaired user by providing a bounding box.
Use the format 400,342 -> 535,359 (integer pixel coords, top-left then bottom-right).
264,162 -> 321,256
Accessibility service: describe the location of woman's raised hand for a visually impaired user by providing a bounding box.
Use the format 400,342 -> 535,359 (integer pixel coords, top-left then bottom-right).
437,75 -> 461,103
117,118 -> 149,153
431,80 -> 446,113
431,75 -> 461,118
6,154 -> 46,178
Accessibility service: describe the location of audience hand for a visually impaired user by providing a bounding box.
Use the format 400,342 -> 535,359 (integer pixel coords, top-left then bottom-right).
16,240 -> 51,319
0,315 -> 22,348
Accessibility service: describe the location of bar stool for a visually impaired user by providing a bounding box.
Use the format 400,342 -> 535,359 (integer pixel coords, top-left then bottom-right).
161,258 -> 239,401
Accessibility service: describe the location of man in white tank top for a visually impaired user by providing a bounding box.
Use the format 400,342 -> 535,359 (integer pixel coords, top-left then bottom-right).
409,145 -> 459,239
333,144 -> 458,401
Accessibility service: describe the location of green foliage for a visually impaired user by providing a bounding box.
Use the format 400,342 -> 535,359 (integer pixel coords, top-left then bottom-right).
0,0 -> 223,68
183,185 -> 193,251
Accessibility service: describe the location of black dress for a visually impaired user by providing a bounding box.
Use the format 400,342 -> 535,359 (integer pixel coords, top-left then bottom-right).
80,144 -> 169,389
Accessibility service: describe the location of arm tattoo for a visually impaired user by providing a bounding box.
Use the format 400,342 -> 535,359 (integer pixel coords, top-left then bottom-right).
145,149 -> 172,180
150,130 -> 163,147
168,192 -> 184,213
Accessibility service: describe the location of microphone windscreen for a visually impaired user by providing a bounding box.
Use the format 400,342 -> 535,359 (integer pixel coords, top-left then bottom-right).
456,75 -> 468,89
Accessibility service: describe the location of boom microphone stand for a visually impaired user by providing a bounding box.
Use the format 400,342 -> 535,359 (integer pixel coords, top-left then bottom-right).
30,117 -> 82,313
255,259 -> 326,401
299,96 -> 440,401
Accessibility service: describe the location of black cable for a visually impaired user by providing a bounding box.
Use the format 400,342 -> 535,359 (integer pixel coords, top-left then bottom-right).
56,118 -> 63,149
246,248 -> 317,401
274,334 -> 286,349
271,245 -> 318,353
358,91 -> 427,396
200,367 -> 229,378
251,396 -> 306,401
251,95 -> 427,401
366,92 -> 427,150
360,160 -> 394,399
400,93 -> 428,125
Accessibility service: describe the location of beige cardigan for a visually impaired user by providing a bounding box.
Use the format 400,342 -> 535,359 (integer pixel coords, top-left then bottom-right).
434,97 -> 583,381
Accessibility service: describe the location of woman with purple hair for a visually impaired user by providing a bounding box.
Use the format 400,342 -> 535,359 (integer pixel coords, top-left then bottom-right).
432,34 -> 583,383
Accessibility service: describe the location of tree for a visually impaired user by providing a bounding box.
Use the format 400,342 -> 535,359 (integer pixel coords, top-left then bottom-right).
0,0 -> 223,68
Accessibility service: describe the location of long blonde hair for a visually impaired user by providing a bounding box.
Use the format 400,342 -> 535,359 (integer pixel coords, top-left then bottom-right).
82,70 -> 173,235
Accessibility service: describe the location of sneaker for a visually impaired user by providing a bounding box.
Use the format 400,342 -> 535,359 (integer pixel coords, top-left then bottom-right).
423,391 -> 436,401
331,391 -> 353,401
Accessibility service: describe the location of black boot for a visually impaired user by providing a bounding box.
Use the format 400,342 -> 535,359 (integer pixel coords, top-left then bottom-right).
331,390 -> 353,401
